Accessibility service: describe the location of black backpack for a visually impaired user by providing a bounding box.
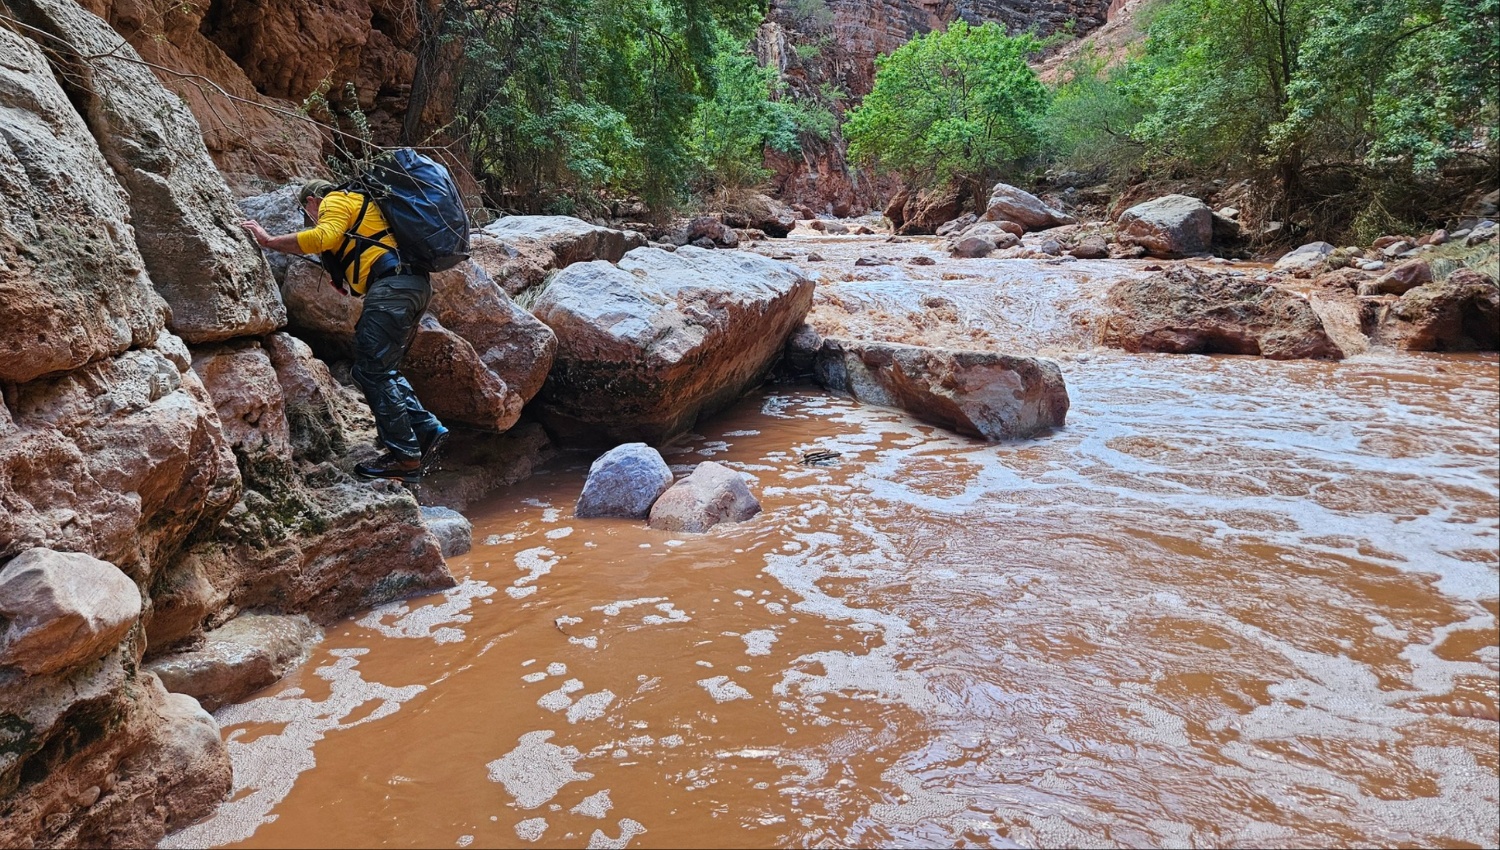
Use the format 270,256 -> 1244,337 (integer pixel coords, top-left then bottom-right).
330,148 -> 471,282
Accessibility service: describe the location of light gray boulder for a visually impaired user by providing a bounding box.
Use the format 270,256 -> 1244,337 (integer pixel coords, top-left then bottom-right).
471,216 -> 649,297
982,183 -> 1077,231
1274,241 -> 1337,273
814,340 -> 1070,440
145,613 -> 322,711
420,507 -> 473,558
531,246 -> 814,447
0,548 -> 141,676
8,0 -> 284,343
647,462 -> 762,533
576,443 -> 674,519
1117,194 -> 1214,258
0,24 -> 168,384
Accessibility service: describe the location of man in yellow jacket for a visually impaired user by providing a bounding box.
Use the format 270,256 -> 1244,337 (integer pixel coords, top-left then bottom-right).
241,180 -> 448,483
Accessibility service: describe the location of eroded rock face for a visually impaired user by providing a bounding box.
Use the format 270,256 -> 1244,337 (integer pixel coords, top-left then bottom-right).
0,549 -> 141,676
0,346 -> 241,579
1381,268 -> 1500,351
472,216 -> 649,297
1116,194 -> 1213,258
815,339 -> 1070,440
721,194 -> 799,238
647,461 -> 761,533
406,315 -> 523,433
886,186 -> 965,235
0,25 -> 168,385
1099,267 -> 1343,359
0,659 -> 231,849
8,0 -> 285,344
982,183 -> 1077,231
145,613 -> 322,711
530,246 -> 815,446
186,342 -> 454,623
576,443 -> 674,519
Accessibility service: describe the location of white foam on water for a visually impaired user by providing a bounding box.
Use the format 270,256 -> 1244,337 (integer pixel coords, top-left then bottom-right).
697,676 -> 751,703
546,662 -> 568,676
571,789 -> 613,818
594,597 -> 668,616
161,650 -> 424,848
514,818 -> 548,842
546,526 -> 574,539
567,690 -> 616,724
514,547 -> 561,586
486,731 -> 592,809
741,630 -> 778,656
522,672 -> 548,684
586,818 -> 646,849
355,579 -> 496,644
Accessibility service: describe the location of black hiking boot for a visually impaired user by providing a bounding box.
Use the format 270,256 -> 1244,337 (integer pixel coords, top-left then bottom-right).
355,451 -> 423,483
419,426 -> 450,474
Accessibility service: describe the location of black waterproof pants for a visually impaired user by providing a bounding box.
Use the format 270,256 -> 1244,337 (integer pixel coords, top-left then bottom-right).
352,273 -> 443,458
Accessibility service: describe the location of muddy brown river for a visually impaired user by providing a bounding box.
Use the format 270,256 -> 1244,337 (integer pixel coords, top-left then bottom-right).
165,241 -> 1499,849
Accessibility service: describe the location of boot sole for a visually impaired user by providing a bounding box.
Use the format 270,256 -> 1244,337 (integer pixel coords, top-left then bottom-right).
420,430 -> 450,474
354,465 -> 423,484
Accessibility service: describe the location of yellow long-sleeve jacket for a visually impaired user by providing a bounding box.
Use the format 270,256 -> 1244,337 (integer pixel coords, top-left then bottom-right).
295,190 -> 398,295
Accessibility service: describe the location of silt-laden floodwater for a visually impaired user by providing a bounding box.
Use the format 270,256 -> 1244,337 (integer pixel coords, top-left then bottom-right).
165,343 -> 1499,848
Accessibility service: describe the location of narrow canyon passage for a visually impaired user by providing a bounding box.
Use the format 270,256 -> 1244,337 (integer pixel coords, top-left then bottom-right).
166,348 -> 1499,848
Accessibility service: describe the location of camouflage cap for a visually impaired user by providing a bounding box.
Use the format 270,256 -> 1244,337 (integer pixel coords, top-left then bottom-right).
297,179 -> 336,206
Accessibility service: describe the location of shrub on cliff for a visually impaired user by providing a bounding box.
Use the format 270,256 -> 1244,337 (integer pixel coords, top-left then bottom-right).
844,21 -> 1049,196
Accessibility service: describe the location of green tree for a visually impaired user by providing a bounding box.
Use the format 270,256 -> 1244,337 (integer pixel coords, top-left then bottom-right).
844,21 -> 1049,194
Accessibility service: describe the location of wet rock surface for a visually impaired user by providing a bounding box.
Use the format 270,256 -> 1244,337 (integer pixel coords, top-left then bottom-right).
146,613 -> 323,711
815,339 -> 1070,440
576,443 -> 675,519
1379,268 -> 1500,351
647,461 -> 763,533
421,507 -> 474,559
472,217 -> 649,298
1099,266 -> 1344,359
530,246 -> 814,447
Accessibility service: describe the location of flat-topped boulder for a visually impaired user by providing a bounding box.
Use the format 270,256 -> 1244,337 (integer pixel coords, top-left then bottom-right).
814,340 -> 1070,440
1099,267 -> 1343,359
146,613 -> 322,711
471,216 -> 648,296
1116,194 -> 1213,258
530,246 -> 814,446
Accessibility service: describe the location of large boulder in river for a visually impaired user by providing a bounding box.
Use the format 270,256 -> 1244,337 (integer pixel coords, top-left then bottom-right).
982,183 -> 1076,231
1358,259 -> 1432,296
1116,195 -> 1213,258
0,549 -> 141,676
7,0 -> 284,343
471,216 -> 648,297
576,443 -> 674,519
814,340 -> 1070,440
722,193 -> 798,237
1379,268 -> 1499,351
886,185 -> 965,235
1099,267 -> 1343,359
530,246 -> 815,446
0,24 -> 169,384
647,462 -> 762,533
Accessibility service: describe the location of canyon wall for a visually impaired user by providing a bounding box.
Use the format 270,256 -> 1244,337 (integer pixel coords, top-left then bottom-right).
0,0 -> 455,843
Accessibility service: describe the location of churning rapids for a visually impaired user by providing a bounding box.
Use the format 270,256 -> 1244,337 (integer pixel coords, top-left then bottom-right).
166,237 -> 1499,849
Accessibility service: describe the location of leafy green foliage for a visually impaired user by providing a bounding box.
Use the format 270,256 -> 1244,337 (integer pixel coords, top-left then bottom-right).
451,0 -> 834,213
844,22 -> 1049,189
1039,0 -> 1497,232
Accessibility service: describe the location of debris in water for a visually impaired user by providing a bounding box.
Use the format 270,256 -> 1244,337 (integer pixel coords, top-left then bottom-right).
801,450 -> 841,465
